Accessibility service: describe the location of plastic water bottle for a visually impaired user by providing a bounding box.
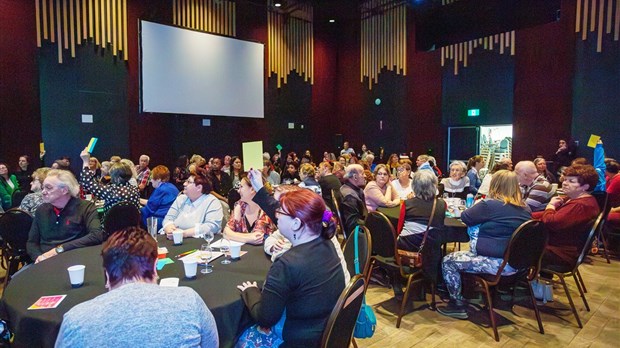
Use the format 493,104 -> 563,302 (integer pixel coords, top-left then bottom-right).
466,193 -> 474,208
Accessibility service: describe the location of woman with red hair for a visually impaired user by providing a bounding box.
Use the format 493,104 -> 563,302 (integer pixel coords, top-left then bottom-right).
237,188 -> 345,347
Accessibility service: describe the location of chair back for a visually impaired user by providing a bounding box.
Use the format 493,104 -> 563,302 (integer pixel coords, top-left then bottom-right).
591,191 -> 611,220
331,189 -> 347,240
574,213 -> 604,269
11,190 -> 29,208
103,202 -> 141,236
504,220 -> 548,279
364,211 -> 397,259
0,208 -> 33,256
227,188 -> 241,210
320,275 -> 366,348
342,226 -> 372,278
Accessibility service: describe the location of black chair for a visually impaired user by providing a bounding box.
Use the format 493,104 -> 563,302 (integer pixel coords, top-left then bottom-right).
541,212 -> 604,328
591,191 -> 612,263
342,226 -> 372,283
320,275 -> 366,348
103,202 -> 141,236
227,188 -> 241,211
0,209 -> 33,288
331,189 -> 347,242
10,190 -> 29,209
364,211 -> 433,328
462,220 -> 548,341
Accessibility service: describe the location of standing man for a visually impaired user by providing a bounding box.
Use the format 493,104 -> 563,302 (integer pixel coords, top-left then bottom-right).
339,164 -> 367,235
27,169 -> 103,263
340,141 -> 356,156
136,155 -> 151,198
515,161 -> 552,212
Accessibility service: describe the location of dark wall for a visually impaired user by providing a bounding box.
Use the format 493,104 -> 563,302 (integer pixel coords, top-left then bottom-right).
0,0 -> 41,167
1,0 -> 618,173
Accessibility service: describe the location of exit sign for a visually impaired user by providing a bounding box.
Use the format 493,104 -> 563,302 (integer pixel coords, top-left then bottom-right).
467,109 -> 480,117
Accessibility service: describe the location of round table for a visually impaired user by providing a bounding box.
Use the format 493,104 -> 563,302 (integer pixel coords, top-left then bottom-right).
0,236 -> 272,348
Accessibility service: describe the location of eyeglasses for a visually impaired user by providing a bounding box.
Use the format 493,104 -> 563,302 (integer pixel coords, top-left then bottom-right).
275,209 -> 295,218
397,167 -> 409,172
376,172 -> 389,176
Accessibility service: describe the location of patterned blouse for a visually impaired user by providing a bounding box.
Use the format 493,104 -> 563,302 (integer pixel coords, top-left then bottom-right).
19,191 -> 44,217
226,200 -> 276,235
79,168 -> 140,213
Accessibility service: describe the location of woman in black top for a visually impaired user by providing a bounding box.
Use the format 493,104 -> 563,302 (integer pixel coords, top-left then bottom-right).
237,186 -> 345,347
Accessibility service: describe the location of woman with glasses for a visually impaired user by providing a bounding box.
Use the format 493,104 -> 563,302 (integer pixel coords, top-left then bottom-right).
237,188 -> 345,347
223,176 -> 275,245
364,164 -> 400,212
391,162 -> 414,200
163,168 -> 223,239
440,161 -> 470,199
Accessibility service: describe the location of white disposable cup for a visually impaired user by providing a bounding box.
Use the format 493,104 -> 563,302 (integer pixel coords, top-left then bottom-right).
172,230 -> 183,245
230,245 -> 241,259
453,208 -> 461,218
67,265 -> 86,288
183,259 -> 198,279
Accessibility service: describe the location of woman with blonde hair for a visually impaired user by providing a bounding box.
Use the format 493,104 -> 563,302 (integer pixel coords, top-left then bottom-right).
437,170 -> 531,319
20,167 -> 51,216
298,163 -> 321,194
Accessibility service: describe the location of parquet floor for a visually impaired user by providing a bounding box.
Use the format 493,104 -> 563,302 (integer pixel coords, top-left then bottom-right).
358,252 -> 620,347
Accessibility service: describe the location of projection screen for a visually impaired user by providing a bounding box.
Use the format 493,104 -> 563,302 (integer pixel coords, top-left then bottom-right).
140,20 -> 264,118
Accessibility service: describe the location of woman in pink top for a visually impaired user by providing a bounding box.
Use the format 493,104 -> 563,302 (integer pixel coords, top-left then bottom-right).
364,164 -> 401,212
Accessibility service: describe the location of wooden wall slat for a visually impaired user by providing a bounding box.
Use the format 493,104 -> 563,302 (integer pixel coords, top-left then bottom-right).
36,0 -> 42,47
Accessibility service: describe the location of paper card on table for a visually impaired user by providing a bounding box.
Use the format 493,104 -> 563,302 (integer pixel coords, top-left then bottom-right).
180,250 -> 224,263
210,239 -> 245,248
86,137 -> 98,153
28,295 -> 67,310
587,134 -> 601,148
156,258 -> 174,270
157,247 -> 169,254
159,277 -> 179,287
39,142 -> 45,153
242,141 -> 263,171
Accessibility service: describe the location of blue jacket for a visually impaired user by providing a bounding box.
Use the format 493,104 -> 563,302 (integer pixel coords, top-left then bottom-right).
593,143 -> 606,192
466,169 -> 481,195
141,182 -> 179,230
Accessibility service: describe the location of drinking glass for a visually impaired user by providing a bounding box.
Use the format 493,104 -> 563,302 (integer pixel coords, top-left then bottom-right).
220,238 -> 232,265
203,229 -> 214,249
200,244 -> 213,274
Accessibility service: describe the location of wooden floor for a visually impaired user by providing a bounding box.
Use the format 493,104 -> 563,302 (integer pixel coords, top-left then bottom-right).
1,252 -> 618,347
358,252 -> 620,347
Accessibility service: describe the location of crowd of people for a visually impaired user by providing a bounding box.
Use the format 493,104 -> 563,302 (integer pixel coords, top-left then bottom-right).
0,137 -> 618,345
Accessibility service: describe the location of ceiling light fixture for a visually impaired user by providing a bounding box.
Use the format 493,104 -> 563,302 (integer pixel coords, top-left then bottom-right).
329,19 -> 335,23
274,2 -> 282,7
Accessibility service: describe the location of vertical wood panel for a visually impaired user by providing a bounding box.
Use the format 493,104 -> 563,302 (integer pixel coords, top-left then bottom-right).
591,0 -> 597,31
56,0 -> 62,62
50,0 -> 56,42
597,0 -> 604,51
36,0 -> 42,47
577,0 -> 583,32
63,0 -> 68,49
69,0 -> 75,56
43,0 -> 49,40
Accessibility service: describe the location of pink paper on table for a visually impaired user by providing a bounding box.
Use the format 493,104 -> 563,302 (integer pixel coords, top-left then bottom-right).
28,295 -> 67,310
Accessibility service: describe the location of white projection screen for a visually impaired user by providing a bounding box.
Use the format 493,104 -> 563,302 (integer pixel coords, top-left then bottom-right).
140,20 -> 264,118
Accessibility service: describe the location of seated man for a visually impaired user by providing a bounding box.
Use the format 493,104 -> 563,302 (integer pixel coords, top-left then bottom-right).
27,169 -> 103,263
339,164 -> 368,236
55,227 -> 218,347
515,161 -> 552,212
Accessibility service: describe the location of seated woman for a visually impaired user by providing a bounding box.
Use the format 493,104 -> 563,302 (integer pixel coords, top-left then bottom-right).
386,153 -> 400,178
391,162 -> 414,200
0,162 -> 20,210
79,149 -> 140,214
223,176 -> 276,245
440,161 -> 470,199
20,167 -> 51,217
437,170 -> 531,319
466,155 -> 486,195
364,164 -> 400,212
230,156 -> 244,188
534,157 -> 557,184
88,157 -> 102,179
297,163 -> 321,195
163,168 -> 223,239
262,159 -> 281,186
478,161 -> 511,196
140,165 -> 179,231
99,161 -> 112,185
236,189 -> 345,347
540,164 -> 600,268
281,162 -> 301,185
332,161 -> 346,184
172,155 -> 190,191
398,170 -> 447,251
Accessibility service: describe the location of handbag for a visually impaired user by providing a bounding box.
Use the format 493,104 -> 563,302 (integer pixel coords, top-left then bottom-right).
352,226 -> 376,339
531,279 -> 554,304
396,199 -> 437,268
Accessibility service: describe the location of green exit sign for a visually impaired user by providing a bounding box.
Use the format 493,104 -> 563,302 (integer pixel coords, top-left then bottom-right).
467,109 -> 480,117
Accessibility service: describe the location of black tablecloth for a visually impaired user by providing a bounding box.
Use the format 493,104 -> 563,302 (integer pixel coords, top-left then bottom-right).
0,236 -> 272,348
376,206 -> 470,283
